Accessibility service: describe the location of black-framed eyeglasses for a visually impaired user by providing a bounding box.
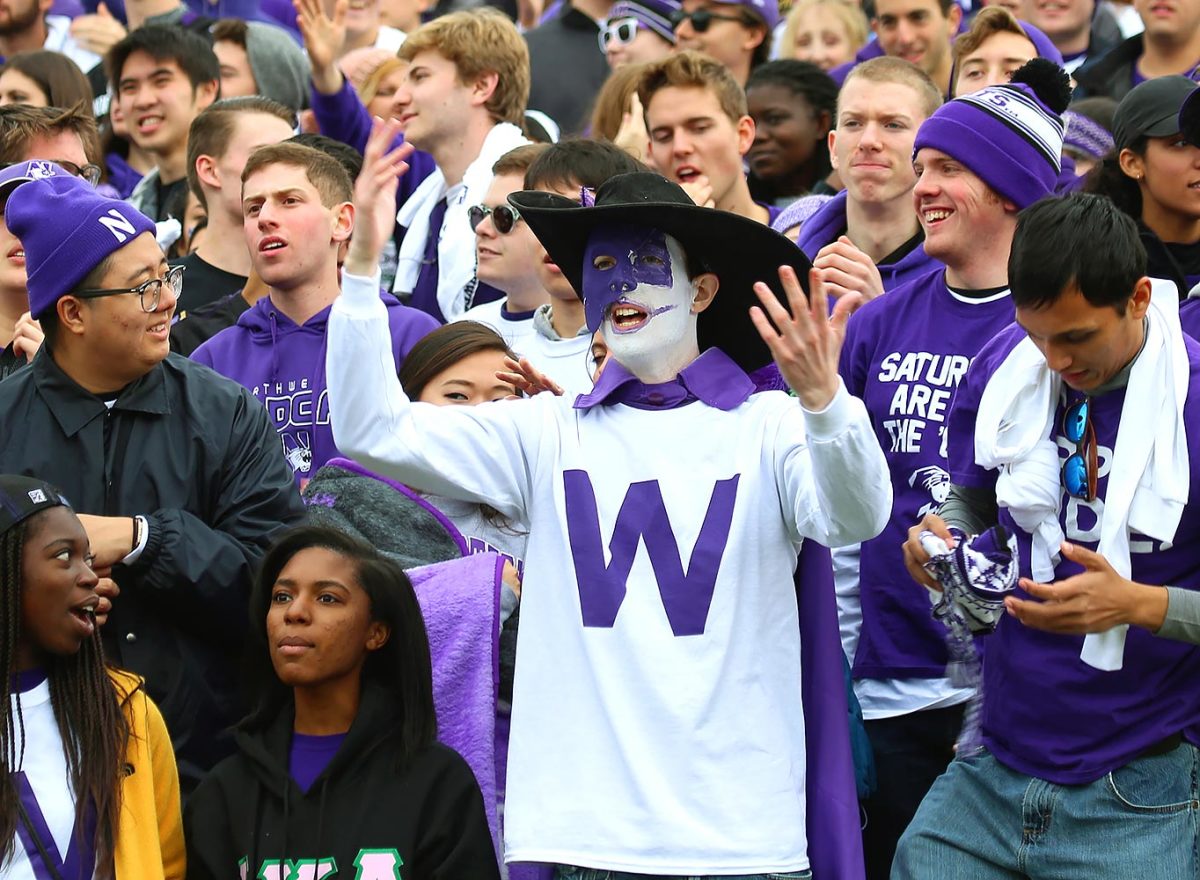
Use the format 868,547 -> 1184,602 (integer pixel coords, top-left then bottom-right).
1061,397 -> 1097,501
0,159 -> 103,187
599,16 -> 640,51
669,7 -> 750,31
52,160 -> 103,187
468,203 -> 523,234
73,265 -> 184,313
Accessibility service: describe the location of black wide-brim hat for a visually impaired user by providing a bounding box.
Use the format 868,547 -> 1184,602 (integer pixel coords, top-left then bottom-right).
508,171 -> 812,373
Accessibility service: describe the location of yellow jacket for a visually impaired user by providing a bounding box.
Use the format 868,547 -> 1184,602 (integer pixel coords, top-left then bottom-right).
108,669 -> 186,880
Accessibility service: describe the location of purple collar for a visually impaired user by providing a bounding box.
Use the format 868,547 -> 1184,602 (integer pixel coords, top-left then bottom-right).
574,347 -> 754,411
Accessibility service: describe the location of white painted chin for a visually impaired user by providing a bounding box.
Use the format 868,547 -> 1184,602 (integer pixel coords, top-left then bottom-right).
603,284 -> 699,384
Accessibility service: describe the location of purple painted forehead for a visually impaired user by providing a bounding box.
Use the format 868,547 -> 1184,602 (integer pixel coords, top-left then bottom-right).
580,222 -> 685,331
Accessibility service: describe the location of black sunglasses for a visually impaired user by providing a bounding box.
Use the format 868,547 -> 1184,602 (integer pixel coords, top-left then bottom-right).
468,203 -> 523,234
670,7 -> 751,31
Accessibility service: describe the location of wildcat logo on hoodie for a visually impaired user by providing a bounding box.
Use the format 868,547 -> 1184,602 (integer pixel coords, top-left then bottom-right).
241,849 -> 404,879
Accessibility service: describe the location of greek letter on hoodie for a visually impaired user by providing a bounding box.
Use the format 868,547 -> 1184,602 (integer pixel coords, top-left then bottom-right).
183,684 -> 500,880
191,291 -> 438,486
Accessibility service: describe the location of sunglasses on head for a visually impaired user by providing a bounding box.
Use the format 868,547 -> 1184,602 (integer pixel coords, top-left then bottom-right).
599,17 -> 641,51
670,7 -> 751,31
468,203 -> 523,234
1061,397 -> 1097,502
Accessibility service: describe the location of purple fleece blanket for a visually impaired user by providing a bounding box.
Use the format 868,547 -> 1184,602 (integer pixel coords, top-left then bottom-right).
409,553 -> 504,859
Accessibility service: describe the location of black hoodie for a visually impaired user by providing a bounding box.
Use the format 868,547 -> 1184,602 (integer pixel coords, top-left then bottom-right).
184,684 -> 501,880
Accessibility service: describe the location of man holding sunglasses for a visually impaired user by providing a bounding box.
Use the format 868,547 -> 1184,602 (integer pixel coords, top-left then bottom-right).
896,193 -> 1200,878
672,0 -> 777,86
0,170 -> 305,792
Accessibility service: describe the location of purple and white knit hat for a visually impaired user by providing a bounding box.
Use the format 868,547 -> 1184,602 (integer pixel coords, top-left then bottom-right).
914,58 -> 1069,209
1063,110 -> 1115,161
6,175 -> 157,319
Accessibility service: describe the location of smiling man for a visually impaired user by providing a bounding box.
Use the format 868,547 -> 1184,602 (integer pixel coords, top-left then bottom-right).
107,25 -> 219,223
0,173 -> 304,792
671,0 -> 778,85
391,8 -> 530,323
641,50 -> 776,225
191,142 -> 437,486
836,59 -> 1071,880
1026,0 -> 1122,72
329,119 -> 889,880
867,0 -> 961,96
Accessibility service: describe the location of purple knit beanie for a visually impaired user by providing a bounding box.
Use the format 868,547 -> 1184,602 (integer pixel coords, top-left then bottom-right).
6,175 -> 157,319
914,58 -> 1071,209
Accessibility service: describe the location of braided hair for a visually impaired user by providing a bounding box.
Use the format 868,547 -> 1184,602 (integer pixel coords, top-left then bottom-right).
0,513 -> 130,873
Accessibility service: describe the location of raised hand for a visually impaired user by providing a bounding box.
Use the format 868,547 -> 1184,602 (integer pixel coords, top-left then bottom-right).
69,3 -> 127,57
749,266 -> 859,411
613,92 -> 651,165
497,356 -> 564,397
11,311 -> 42,362
295,0 -> 348,92
344,117 -> 413,277
813,235 -> 885,304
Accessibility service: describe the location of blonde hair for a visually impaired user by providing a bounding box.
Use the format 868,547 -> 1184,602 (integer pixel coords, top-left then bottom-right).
590,63 -> 650,142
780,0 -> 869,61
842,55 -> 943,119
399,8 -> 530,127
359,57 -> 406,106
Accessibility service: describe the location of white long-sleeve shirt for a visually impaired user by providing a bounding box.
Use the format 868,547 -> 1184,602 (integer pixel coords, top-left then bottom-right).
328,270 -> 891,873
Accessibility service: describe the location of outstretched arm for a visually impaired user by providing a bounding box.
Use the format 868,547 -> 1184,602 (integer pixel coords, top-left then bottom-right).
754,267 -> 889,547
330,120 -> 540,520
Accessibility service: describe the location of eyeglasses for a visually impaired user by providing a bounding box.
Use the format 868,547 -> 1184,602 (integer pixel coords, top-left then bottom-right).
670,7 -> 750,31
599,17 -> 641,51
1061,397 -> 1097,501
0,160 -> 103,187
53,160 -> 103,187
468,203 -> 523,234
74,265 -> 184,313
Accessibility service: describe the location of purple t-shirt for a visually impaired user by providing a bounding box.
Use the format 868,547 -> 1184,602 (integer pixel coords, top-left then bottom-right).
947,322 -> 1200,784
839,270 -> 1015,679
289,732 -> 347,793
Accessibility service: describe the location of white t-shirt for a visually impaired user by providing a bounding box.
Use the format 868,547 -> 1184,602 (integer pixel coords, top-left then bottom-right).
457,299 -> 540,357
373,25 -> 406,51
5,676 -> 89,880
328,270 -> 892,874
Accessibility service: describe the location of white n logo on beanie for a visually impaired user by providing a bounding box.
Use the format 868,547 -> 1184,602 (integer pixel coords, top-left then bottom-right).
98,208 -> 137,243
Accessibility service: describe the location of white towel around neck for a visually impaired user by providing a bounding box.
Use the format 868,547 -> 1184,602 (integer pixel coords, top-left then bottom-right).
973,279 -> 1190,671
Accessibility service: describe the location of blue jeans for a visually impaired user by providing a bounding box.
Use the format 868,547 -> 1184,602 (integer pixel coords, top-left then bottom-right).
555,869 -> 811,880
892,743 -> 1200,879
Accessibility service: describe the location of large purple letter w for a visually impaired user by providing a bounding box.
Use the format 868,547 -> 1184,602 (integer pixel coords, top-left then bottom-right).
563,470 -> 740,636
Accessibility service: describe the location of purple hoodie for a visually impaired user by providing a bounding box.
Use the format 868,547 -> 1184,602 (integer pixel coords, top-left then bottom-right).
191,291 -> 438,486
798,190 -> 941,291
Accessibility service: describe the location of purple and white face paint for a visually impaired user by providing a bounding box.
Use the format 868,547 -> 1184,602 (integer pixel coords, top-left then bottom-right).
582,223 -> 700,382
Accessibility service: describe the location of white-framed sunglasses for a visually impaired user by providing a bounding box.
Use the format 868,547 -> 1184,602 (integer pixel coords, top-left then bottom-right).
598,16 -> 642,52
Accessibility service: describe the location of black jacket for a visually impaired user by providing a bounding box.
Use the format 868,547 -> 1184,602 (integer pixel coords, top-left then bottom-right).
184,686 -> 501,880
0,350 -> 305,788
1074,34 -> 1144,101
